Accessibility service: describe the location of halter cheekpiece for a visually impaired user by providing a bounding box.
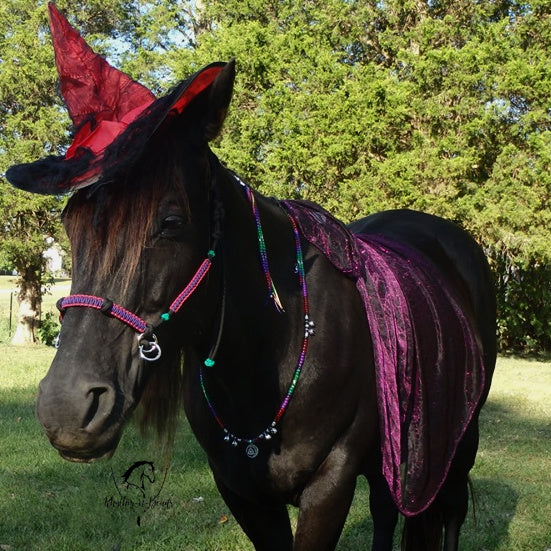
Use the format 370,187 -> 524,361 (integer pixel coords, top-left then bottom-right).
56,177 -> 315,457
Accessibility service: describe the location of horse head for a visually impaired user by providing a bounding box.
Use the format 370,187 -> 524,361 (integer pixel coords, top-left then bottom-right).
22,11 -> 236,461
37,61 -> 234,461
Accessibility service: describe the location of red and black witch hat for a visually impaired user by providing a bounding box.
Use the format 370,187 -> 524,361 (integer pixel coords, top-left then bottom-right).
6,3 -> 229,195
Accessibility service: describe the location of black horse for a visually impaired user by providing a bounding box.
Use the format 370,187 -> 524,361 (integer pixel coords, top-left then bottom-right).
7,15 -> 495,549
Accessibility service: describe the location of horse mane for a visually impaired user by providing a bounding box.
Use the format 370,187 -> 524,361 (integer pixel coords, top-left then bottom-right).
135,351 -> 186,446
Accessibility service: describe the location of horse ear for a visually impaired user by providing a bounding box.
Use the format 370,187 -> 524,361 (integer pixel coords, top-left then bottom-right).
203,59 -> 236,141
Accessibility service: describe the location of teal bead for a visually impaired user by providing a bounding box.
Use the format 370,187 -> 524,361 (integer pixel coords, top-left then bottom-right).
204,358 -> 216,368
161,312 -> 171,322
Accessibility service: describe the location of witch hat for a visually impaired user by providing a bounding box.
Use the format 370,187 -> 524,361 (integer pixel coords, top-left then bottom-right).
6,3 -> 229,194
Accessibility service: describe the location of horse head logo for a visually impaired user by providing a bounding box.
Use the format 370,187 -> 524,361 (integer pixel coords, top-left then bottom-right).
109,460 -> 169,526
120,461 -> 156,499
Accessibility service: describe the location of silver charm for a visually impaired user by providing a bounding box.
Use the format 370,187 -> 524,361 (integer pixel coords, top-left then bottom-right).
245,444 -> 259,458
304,315 -> 315,337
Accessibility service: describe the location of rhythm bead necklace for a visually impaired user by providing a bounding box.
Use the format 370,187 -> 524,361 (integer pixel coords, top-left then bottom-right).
199,182 -> 314,459
243,183 -> 284,312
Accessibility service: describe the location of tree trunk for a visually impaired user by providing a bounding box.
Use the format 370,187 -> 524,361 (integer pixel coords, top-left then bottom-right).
11,273 -> 42,345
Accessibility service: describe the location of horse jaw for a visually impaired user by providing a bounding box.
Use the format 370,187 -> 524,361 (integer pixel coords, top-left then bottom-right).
58,447 -> 117,463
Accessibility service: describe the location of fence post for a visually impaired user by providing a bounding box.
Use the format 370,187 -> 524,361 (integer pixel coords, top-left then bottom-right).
9,291 -> 13,337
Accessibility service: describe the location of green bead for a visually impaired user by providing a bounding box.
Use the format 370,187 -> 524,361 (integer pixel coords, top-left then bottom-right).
204,358 -> 216,368
161,312 -> 171,322
207,250 -> 216,259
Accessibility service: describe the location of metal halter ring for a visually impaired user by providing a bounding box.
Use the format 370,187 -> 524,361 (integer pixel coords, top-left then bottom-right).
137,333 -> 162,362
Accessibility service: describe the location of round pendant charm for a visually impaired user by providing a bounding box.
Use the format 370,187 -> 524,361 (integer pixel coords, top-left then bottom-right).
245,444 -> 259,459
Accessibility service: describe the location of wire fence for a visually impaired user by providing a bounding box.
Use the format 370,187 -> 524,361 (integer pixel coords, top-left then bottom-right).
0,290 -> 16,343
0,281 -> 70,344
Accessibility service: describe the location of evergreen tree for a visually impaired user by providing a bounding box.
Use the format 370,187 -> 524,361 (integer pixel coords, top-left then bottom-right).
174,0 -> 551,351
2,1 -> 550,350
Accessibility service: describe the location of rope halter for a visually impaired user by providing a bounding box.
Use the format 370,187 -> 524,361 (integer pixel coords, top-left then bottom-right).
56,249 -> 216,362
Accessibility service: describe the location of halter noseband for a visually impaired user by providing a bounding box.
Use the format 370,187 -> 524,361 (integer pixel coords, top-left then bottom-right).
56,249 -> 216,361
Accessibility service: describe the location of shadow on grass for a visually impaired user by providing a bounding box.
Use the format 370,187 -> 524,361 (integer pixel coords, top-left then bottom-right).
479,398 -> 551,458
467,479 -> 519,551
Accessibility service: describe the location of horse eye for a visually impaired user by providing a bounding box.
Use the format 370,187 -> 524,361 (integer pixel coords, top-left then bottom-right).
160,215 -> 186,238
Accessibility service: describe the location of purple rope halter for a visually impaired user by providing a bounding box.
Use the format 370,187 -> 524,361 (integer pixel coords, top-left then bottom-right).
57,250 -> 216,361
57,295 -> 148,333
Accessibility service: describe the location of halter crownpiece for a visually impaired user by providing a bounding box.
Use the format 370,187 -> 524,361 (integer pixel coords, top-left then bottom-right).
5,2 -> 231,195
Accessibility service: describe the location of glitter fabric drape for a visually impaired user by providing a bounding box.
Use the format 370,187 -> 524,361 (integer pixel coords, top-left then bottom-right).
284,201 -> 484,516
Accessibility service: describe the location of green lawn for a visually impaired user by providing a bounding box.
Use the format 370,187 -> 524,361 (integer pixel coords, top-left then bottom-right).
0,345 -> 550,550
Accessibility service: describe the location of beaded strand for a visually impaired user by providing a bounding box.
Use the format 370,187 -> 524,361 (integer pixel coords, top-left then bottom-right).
199,188 -> 314,458
244,186 -> 284,312
274,215 -> 313,423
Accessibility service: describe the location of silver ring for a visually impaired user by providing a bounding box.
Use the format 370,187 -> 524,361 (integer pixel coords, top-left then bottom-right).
137,333 -> 162,362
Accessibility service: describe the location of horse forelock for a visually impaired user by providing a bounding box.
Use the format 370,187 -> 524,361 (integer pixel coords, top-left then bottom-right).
63,145 -> 193,301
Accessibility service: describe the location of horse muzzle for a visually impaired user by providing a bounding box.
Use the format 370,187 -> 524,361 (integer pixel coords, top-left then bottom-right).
36,372 -> 125,463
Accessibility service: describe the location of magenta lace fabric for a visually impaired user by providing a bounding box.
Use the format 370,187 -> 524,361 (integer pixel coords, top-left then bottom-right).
284,201 -> 485,516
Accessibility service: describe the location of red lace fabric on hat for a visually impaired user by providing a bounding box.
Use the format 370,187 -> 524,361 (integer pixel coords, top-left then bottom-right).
48,2 -> 155,160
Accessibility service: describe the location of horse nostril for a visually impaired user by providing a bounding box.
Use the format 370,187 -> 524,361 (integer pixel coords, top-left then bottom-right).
82,385 -> 116,431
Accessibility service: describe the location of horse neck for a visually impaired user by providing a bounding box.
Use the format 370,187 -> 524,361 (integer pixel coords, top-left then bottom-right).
210,169 -> 301,370
186,168 -> 308,436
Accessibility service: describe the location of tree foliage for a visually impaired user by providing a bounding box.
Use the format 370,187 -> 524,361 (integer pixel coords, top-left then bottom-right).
0,1 -> 62,342
182,0 -> 551,352
1,0 -> 550,351
0,0 -> 144,342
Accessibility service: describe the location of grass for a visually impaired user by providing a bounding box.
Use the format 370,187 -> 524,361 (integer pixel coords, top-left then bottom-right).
0,275 -> 21,291
0,327 -> 550,549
